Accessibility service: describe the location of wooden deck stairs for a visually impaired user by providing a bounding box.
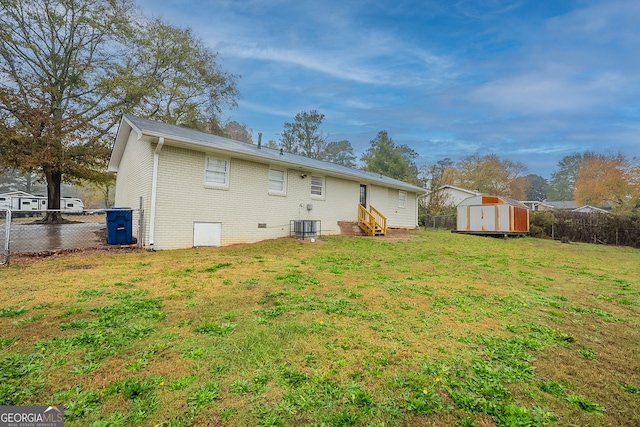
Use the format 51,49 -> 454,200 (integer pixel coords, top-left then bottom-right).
358,204 -> 387,236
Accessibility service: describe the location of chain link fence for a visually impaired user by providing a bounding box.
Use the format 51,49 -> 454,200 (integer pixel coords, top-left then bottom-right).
1,209 -> 143,264
423,213 -> 457,230
1,209 -> 9,265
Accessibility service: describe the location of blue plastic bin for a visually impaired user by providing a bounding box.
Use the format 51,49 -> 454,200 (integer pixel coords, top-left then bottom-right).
105,208 -> 133,245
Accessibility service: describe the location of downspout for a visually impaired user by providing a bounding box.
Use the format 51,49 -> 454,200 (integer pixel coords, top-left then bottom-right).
148,137 -> 164,251
416,192 -> 426,229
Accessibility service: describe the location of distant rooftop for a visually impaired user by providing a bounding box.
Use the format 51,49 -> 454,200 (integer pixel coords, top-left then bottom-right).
543,201 -> 578,210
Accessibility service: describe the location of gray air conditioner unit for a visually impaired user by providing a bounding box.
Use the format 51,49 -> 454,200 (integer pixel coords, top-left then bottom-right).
293,220 -> 317,238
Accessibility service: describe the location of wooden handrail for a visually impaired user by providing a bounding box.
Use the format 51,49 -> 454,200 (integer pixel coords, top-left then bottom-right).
358,204 -> 387,236
370,205 -> 387,235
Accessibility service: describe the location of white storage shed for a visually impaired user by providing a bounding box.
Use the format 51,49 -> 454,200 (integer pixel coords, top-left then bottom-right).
457,195 -> 529,235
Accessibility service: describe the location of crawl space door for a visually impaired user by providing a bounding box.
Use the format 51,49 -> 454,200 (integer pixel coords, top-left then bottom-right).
193,222 -> 221,247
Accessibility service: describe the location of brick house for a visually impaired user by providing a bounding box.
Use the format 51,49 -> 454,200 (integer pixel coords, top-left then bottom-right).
108,115 -> 426,249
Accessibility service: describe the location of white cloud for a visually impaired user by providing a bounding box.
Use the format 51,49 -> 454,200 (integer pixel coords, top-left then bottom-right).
220,44 -> 382,84
469,73 -> 606,113
465,1 -> 639,114
135,0 -> 640,178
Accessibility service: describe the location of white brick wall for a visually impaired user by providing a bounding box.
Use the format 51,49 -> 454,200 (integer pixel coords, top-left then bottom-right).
113,134 -> 155,244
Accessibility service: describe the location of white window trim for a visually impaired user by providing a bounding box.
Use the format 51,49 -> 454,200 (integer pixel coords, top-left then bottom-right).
268,167 -> 287,195
310,175 -> 325,199
398,191 -> 407,208
204,156 -> 230,188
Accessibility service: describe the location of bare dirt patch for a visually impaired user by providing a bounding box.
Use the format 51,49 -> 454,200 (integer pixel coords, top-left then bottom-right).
7,245 -> 143,265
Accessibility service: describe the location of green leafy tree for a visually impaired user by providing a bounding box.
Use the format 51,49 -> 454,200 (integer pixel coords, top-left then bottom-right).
360,131 -> 420,185
280,110 -> 328,159
324,140 -> 356,167
0,0 -> 238,222
0,169 -> 43,194
547,153 -> 593,201
129,19 -> 238,131
452,153 -> 526,197
524,174 -> 548,201
79,176 -> 116,209
279,110 -> 357,165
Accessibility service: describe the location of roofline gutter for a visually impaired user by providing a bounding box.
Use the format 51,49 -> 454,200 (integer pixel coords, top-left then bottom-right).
148,137 -> 164,250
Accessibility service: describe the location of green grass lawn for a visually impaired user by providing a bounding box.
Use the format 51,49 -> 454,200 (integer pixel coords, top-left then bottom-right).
1,230 -> 639,426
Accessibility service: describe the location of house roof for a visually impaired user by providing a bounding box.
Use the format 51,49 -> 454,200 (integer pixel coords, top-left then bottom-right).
521,200 -> 555,209
108,114 -> 427,194
440,185 -> 482,195
543,201 -> 578,210
573,205 -> 609,214
419,185 -> 482,199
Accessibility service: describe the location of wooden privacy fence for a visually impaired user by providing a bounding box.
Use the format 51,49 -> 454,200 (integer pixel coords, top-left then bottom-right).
534,211 -> 640,248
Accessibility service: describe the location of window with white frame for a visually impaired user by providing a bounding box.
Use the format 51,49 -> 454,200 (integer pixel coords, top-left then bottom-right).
268,168 -> 286,194
205,157 -> 229,187
398,191 -> 407,208
311,176 -> 324,198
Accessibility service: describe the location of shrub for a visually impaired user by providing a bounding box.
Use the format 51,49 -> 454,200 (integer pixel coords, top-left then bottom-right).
529,211 -> 556,238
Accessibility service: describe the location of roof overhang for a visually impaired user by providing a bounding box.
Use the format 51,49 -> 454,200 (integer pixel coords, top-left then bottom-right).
108,114 -> 428,194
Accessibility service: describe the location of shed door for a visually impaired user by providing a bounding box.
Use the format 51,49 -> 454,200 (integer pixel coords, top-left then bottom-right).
469,206 -> 496,231
193,222 -> 221,247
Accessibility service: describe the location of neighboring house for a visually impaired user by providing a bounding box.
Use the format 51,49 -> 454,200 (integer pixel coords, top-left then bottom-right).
521,201 -> 555,211
523,201 -> 609,214
543,201 -> 579,210
456,195 -> 529,235
573,205 -> 609,214
108,115 -> 427,250
420,185 -> 482,208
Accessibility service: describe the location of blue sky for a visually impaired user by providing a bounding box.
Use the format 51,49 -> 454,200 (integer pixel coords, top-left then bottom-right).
137,0 -> 639,179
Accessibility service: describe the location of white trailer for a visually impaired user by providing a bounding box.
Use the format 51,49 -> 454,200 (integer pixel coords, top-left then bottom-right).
60,196 -> 84,213
0,191 -> 84,214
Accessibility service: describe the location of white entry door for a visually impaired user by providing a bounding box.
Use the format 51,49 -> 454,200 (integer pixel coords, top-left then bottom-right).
193,222 -> 221,246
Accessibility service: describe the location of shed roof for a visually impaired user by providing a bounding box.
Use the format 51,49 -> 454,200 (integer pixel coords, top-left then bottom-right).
457,194 -> 529,209
108,114 -> 427,194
